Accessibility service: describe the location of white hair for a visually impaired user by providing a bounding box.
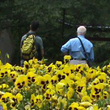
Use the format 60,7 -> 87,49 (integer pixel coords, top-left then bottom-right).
77,26 -> 87,34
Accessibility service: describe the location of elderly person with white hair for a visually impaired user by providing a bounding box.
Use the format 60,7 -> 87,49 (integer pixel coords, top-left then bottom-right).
61,26 -> 94,66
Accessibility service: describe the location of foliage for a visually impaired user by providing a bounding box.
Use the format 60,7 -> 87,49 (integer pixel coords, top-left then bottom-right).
0,0 -> 110,65
94,42 -> 110,64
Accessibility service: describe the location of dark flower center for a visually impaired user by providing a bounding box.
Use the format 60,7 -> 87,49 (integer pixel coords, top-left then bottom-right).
77,86 -> 83,92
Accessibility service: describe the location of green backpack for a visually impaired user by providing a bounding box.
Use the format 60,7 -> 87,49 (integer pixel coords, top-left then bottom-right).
21,34 -> 37,60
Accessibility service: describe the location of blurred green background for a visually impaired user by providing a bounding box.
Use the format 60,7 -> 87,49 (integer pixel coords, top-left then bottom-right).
1,0 -> 110,66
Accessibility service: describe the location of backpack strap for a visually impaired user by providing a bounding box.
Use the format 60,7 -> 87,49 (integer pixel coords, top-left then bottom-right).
21,33 -> 35,46
77,37 -> 91,67
77,37 -> 88,59
25,33 -> 36,39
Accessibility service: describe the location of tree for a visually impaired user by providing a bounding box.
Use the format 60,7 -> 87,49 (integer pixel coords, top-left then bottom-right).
0,0 -> 110,65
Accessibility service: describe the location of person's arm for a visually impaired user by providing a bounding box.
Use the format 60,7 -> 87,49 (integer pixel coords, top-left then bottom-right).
38,37 -> 44,58
41,49 -> 44,58
20,36 -> 25,66
20,38 -> 23,48
20,36 -> 24,57
20,35 -> 26,48
61,40 -> 71,55
90,47 -> 94,62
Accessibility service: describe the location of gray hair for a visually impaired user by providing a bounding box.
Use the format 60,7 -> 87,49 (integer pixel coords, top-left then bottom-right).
77,26 -> 87,34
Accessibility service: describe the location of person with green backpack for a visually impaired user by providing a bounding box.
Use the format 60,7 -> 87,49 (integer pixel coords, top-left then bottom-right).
20,20 -> 44,66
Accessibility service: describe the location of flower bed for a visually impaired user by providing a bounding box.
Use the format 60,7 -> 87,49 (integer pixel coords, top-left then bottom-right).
0,56 -> 110,110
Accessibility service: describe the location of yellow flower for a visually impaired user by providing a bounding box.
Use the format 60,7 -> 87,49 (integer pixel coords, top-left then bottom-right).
102,65 -> 107,72
26,72 -> 37,84
0,91 -> 5,98
26,67 -> 36,73
64,55 -> 71,64
47,83 -> 55,90
56,82 -> 66,95
1,92 -> 13,103
0,69 -> 9,78
0,84 -> 9,89
10,95 -> 17,108
43,74 -> 51,85
63,67 -> 71,77
69,73 -> 75,80
32,57 -> 38,64
69,64 -> 76,73
46,63 -> 56,74
51,75 -> 58,84
103,91 -> 109,99
91,78 -> 100,86
68,102 -> 79,110
52,95 -> 57,101
38,64 -> 45,70
107,105 -> 110,110
56,70 -> 66,82
10,93 -> 23,108
15,75 -> 28,90
32,63 -> 40,69
75,72 -> 82,81
76,79 -> 86,94
36,76 -> 47,90
28,59 -> 34,66
76,85 -> 85,93
107,64 -> 110,69
30,94 -> 36,108
44,89 -> 55,101
78,87 -> 87,98
98,72 -> 107,83
25,105 -> 31,110
67,87 -> 74,100
81,95 -> 92,103
78,106 -> 86,110
0,101 -> 7,110
16,93 -> 23,103
9,71 -> 18,82
0,60 -> 3,67
57,97 -> 67,110
35,95 -> 43,108
80,102 -> 92,108
107,79 -> 110,85
91,83 -> 104,95
14,66 -> 24,74
85,68 -> 98,81
87,79 -> 100,90
61,98 -> 67,109
55,61 -> 62,69
24,61 -> 30,69
4,63 -> 12,69
87,104 -> 98,110
76,64 -> 84,73
60,77 -> 74,87
90,92 -> 102,101
11,88 -> 19,95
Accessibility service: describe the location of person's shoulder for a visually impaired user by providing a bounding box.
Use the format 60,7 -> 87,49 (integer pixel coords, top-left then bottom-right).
35,36 -> 42,40
22,34 -> 27,38
85,38 -> 93,47
21,34 -> 27,41
89,41 -> 93,47
69,37 -> 78,42
35,36 -> 43,42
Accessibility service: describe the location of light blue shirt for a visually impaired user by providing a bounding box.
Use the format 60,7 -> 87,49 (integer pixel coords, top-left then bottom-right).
61,35 -> 94,61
